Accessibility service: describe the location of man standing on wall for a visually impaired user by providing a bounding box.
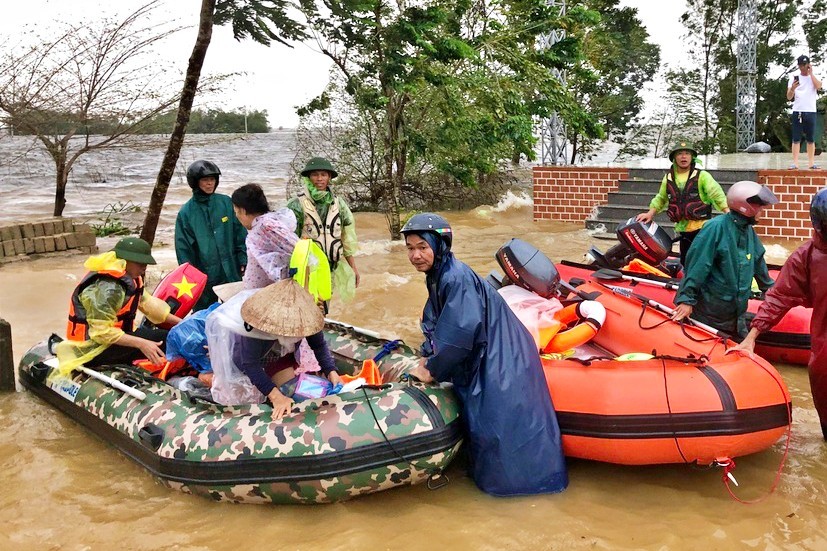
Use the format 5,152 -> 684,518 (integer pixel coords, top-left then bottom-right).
787,55 -> 822,170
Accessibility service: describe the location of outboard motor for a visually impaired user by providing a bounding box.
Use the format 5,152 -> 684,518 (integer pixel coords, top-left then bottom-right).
494,238 -> 560,299
587,218 -> 673,270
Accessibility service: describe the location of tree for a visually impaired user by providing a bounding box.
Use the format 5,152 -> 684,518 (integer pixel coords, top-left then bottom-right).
299,0 -> 599,238
140,0 -> 307,245
671,0 -> 798,153
0,2 -> 183,216
566,0 -> 660,163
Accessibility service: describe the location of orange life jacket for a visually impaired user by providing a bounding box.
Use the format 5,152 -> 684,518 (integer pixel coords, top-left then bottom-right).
66,270 -> 143,341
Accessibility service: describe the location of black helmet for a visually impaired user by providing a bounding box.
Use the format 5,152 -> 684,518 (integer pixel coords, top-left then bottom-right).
400,212 -> 453,249
811,188 -> 827,237
186,160 -> 221,190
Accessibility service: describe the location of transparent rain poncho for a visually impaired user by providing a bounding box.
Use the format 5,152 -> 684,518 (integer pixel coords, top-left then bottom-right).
243,209 -> 300,289
206,289 -> 304,405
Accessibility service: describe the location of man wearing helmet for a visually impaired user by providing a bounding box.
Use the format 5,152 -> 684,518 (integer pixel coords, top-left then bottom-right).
671,181 -> 778,338
736,189 -> 827,439
175,160 -> 248,310
287,157 -> 360,305
402,213 -> 568,497
56,237 -> 182,374
636,141 -> 729,268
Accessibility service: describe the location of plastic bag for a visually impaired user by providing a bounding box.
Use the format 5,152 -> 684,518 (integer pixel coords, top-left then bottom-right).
165,303 -> 218,373
207,290 -> 276,405
498,285 -> 563,349
280,373 -> 341,401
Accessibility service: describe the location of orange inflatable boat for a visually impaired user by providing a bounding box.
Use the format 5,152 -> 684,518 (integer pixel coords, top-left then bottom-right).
542,281 -> 791,465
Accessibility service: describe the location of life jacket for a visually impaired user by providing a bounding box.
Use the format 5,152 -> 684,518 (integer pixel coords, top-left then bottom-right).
289,238 -> 332,302
67,270 -> 143,342
298,191 -> 343,266
665,166 -> 712,222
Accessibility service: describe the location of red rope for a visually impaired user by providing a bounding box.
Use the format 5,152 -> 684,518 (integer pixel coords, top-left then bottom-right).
719,350 -> 793,504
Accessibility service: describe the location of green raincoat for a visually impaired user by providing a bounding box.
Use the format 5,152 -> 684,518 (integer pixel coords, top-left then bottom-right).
674,211 -> 774,337
175,190 -> 247,310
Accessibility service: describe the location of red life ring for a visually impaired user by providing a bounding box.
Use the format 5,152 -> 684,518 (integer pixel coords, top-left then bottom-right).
542,300 -> 606,354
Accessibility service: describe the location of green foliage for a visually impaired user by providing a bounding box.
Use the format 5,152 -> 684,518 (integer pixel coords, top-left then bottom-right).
91,201 -> 142,237
297,0 -> 599,237
667,0 -> 799,153
566,0 -> 660,162
137,108 -> 270,133
214,0 -> 308,46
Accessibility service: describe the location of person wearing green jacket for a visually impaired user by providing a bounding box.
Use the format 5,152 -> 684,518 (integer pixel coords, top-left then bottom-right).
175,160 -> 247,311
636,141 -> 729,268
671,181 -> 778,338
287,157 -> 359,304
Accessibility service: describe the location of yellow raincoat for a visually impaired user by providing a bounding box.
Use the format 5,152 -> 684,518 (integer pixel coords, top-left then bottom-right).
55,252 -> 171,376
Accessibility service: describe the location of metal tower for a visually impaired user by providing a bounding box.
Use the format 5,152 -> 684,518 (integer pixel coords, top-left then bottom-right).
539,0 -> 567,165
736,0 -> 758,151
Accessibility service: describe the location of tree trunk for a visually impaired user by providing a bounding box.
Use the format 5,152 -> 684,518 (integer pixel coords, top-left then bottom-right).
140,0 -> 216,245
52,142 -> 69,217
53,167 -> 68,217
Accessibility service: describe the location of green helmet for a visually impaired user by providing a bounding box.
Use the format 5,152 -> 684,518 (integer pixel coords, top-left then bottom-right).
301,157 -> 338,179
668,141 -> 699,161
113,237 -> 156,265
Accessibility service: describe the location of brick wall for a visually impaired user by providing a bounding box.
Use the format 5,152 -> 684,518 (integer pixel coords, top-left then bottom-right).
533,166 -> 825,240
533,166 -> 629,222
0,218 -> 97,264
758,170 -> 826,239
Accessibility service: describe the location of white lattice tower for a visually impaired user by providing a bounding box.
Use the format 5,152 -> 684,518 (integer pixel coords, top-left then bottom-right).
736,0 -> 758,151
539,0 -> 568,165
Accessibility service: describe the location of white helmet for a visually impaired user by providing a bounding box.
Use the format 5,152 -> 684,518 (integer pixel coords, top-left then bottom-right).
726,181 -> 779,218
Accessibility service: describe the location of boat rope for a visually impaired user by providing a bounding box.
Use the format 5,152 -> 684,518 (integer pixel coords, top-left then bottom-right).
360,385 -> 450,490
659,355 -> 692,465
717,352 -> 792,504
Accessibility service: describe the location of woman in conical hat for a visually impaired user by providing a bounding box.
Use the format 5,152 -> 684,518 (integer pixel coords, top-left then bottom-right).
232,279 -> 341,418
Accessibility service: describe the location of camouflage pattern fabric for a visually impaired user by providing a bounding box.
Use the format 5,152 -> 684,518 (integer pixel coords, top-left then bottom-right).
18,323 -> 463,504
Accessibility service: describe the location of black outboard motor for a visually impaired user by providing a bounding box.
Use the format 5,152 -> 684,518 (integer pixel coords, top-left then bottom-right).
587,218 -> 673,270
494,238 -> 560,299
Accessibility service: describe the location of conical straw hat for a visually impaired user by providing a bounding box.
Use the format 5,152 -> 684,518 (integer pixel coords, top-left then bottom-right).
240,279 -> 324,337
213,281 -> 246,302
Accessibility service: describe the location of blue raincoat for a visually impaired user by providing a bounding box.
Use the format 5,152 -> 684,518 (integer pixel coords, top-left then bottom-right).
417,232 -> 568,496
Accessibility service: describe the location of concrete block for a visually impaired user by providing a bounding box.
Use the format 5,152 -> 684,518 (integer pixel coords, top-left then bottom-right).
75,231 -> 97,248
63,232 -> 79,249
42,221 -> 55,236
21,224 -> 35,238
54,236 -> 68,251
12,239 -> 25,255
2,242 -> 14,256
33,223 -> 45,237
23,238 -> 35,254
10,225 -> 23,240
44,237 -> 56,252
64,219 -> 75,232
33,237 -> 46,253
0,226 -> 12,241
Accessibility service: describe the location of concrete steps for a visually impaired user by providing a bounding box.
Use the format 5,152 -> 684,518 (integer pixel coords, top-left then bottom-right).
585,168 -> 756,238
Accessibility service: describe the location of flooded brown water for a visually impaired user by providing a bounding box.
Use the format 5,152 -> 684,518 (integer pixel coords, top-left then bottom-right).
1,133 -> 825,549
2,205 -> 825,550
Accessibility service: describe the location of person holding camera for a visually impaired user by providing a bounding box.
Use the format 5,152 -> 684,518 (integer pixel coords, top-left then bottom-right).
787,54 -> 822,170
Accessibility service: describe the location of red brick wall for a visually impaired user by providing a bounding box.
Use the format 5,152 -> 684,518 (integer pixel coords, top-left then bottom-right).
533,166 -> 825,240
758,170 -> 826,240
533,166 -> 628,223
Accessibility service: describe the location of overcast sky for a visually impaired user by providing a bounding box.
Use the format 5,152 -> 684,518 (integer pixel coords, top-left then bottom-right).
1,0 -> 687,128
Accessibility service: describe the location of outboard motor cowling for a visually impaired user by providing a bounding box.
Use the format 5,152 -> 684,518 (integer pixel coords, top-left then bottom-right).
615,218 -> 672,266
495,238 -> 560,299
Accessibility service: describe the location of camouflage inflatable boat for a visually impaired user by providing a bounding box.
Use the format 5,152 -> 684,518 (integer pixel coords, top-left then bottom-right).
17,321 -> 463,504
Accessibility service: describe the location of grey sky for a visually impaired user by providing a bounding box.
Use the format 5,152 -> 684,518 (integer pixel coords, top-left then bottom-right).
1,0 -> 687,128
